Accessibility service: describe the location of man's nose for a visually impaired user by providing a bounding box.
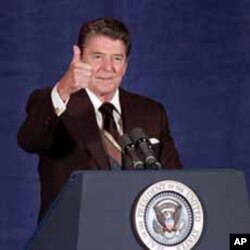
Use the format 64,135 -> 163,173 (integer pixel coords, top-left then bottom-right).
102,58 -> 113,71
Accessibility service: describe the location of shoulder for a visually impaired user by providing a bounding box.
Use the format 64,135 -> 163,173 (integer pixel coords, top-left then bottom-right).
21,87 -> 58,117
120,88 -> 165,111
26,87 -> 53,103
120,89 -> 162,106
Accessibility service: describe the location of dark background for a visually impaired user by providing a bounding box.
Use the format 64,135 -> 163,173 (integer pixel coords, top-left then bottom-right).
0,0 -> 250,249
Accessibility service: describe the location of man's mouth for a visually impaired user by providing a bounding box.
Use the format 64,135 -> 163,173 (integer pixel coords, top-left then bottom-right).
96,77 -> 113,80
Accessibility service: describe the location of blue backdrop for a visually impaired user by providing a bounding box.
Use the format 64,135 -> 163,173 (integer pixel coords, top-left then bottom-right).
1,0 -> 250,249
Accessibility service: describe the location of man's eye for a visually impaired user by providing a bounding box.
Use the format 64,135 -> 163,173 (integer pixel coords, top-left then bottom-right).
114,56 -> 123,62
92,54 -> 102,59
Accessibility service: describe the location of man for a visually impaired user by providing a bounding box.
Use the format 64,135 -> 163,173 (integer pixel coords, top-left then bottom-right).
17,18 -> 182,221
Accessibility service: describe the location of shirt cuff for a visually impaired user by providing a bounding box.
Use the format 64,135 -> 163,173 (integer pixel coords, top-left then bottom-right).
51,84 -> 69,116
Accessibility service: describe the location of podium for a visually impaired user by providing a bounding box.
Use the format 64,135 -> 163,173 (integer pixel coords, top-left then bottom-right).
26,169 -> 250,250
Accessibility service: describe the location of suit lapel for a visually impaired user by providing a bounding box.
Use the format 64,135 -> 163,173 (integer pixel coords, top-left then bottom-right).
65,89 -> 139,170
66,90 -> 109,170
120,89 -> 138,133
120,89 -> 139,170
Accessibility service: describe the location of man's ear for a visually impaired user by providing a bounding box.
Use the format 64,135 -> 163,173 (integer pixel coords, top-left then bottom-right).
122,59 -> 129,75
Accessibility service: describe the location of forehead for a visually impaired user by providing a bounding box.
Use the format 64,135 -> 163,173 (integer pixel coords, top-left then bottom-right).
83,35 -> 127,55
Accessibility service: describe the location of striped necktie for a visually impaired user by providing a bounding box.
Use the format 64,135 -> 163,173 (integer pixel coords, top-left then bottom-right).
99,102 -> 122,168
99,102 -> 120,141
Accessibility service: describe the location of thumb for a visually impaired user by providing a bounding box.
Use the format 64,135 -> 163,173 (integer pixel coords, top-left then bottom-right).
71,45 -> 81,63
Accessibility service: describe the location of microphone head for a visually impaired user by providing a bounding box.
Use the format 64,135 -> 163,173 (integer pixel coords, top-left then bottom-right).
129,127 -> 162,169
130,127 -> 147,141
120,133 -> 145,170
119,133 -> 133,150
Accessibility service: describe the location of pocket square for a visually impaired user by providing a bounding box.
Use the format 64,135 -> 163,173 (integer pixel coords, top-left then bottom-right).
149,137 -> 160,144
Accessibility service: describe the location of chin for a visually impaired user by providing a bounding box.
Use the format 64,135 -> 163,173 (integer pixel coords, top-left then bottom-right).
98,87 -> 117,99
99,84 -> 117,93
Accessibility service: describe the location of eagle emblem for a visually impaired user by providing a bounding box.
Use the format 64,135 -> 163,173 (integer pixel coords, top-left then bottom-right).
153,200 -> 182,236
133,181 -> 204,249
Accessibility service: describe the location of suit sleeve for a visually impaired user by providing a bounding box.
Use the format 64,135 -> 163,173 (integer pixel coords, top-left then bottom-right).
17,88 -> 61,153
158,104 -> 183,169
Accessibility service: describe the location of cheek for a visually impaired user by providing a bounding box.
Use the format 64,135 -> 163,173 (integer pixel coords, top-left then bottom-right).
91,67 -> 100,77
116,65 -> 127,76
121,64 -> 128,76
88,60 -> 102,72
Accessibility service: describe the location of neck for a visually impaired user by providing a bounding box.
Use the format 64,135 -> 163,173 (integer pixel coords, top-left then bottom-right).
99,94 -> 113,102
86,87 -> 118,103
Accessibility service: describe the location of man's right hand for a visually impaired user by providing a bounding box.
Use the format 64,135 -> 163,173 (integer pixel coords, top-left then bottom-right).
57,45 -> 92,102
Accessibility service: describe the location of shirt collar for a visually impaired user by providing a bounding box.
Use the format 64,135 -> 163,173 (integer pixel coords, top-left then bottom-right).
86,88 -> 121,114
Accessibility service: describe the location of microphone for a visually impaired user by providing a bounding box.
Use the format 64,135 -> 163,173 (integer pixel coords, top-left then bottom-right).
130,128 -> 161,169
119,133 -> 144,170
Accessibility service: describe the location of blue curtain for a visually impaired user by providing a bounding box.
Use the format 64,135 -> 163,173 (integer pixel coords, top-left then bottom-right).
1,0 -> 249,249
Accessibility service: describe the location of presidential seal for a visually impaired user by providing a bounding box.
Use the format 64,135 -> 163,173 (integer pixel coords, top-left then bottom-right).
133,180 -> 204,250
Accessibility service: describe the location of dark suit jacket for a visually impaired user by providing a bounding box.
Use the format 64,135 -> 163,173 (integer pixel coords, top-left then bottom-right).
17,88 -> 182,220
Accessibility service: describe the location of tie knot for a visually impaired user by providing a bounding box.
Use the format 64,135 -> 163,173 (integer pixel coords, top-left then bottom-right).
98,102 -> 120,141
99,102 -> 116,115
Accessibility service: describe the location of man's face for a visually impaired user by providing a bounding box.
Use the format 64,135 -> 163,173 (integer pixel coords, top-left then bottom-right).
81,35 -> 128,101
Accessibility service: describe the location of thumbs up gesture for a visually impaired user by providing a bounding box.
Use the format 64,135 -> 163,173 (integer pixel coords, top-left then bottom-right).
57,45 -> 92,101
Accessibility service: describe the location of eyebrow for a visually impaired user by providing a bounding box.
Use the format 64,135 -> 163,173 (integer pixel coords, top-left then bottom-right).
90,51 -> 125,57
